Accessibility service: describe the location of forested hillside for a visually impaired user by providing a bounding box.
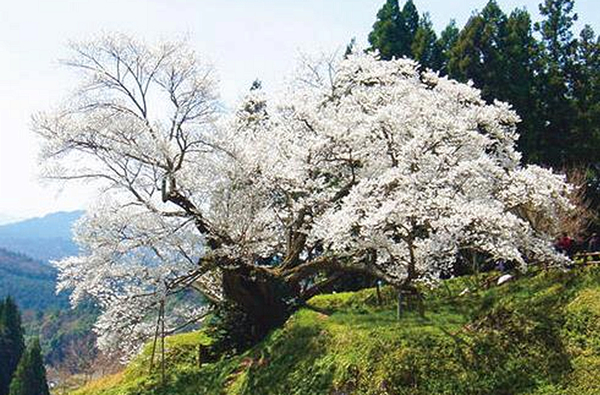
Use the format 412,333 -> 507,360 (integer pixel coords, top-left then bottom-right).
0,246 -> 98,388
0,248 -> 68,311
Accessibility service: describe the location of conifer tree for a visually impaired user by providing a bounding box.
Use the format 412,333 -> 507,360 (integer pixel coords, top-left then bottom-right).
448,0 -> 509,101
368,0 -> 419,60
572,25 -> 599,112
446,2 -> 552,165
401,0 -> 420,55
411,13 -> 443,71
447,14 -> 485,87
504,8 -> 544,162
368,0 -> 404,60
534,0 -> 579,166
437,20 -> 459,75
8,339 -> 50,395
0,298 -> 24,395
571,25 -> 600,165
536,0 -> 578,68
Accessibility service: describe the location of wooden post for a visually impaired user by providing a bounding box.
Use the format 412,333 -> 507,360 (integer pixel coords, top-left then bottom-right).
417,291 -> 425,318
161,299 -> 166,387
197,345 -> 206,367
397,289 -> 402,320
149,302 -> 163,372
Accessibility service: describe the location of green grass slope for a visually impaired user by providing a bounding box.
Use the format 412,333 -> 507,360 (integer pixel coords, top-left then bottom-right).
73,267 -> 600,395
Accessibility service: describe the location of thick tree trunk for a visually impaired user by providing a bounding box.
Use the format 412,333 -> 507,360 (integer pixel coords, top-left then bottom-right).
221,266 -> 294,340
219,257 -> 387,341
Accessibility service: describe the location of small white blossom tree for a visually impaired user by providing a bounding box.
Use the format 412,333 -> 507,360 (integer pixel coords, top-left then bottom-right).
36,35 -> 572,356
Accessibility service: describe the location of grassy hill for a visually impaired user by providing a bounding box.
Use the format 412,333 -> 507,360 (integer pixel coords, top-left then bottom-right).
73,266 -> 600,395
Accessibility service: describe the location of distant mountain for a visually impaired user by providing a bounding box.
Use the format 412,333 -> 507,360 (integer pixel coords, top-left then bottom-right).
0,213 -> 22,225
0,210 -> 84,263
0,247 -> 69,310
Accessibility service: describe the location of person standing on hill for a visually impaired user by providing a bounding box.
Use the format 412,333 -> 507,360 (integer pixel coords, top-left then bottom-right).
556,233 -> 574,256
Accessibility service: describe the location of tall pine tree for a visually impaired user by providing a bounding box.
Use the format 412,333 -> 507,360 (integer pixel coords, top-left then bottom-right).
401,0 -> 420,55
411,13 -> 443,71
505,8 -> 544,163
535,0 -> 579,166
537,0 -> 578,68
570,25 -> 600,165
0,298 -> 25,395
368,0 -> 405,60
448,0 -> 509,101
437,20 -> 460,75
368,0 -> 419,60
8,339 -> 50,395
447,2 -> 546,164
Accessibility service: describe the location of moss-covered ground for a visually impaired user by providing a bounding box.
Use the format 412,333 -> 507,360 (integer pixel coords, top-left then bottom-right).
72,266 -> 600,395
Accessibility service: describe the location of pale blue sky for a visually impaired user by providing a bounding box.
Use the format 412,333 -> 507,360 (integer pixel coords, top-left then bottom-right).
0,0 -> 598,221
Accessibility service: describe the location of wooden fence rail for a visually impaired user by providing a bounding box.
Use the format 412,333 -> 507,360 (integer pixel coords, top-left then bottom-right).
574,251 -> 600,265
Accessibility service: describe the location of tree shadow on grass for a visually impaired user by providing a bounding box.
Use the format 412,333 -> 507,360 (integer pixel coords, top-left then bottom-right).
235,319 -> 336,395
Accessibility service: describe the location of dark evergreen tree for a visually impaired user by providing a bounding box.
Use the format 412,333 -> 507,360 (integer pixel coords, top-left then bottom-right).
534,0 -> 579,166
0,298 -> 25,395
445,1 -> 576,167
8,339 -> 50,395
570,26 -> 600,211
448,0 -> 509,101
411,13 -> 443,71
571,25 -> 600,164
368,0 -> 404,60
437,20 -> 460,75
536,0 -> 578,68
448,14 -> 486,87
401,0 -> 420,55
504,8 -> 544,162
368,0 -> 419,60
446,2 -> 550,165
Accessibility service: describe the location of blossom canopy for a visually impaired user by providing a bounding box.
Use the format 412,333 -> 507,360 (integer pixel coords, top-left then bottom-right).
35,35 -> 572,356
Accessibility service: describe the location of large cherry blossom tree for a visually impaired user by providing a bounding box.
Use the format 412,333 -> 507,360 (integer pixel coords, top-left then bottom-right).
35,34 -> 572,356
